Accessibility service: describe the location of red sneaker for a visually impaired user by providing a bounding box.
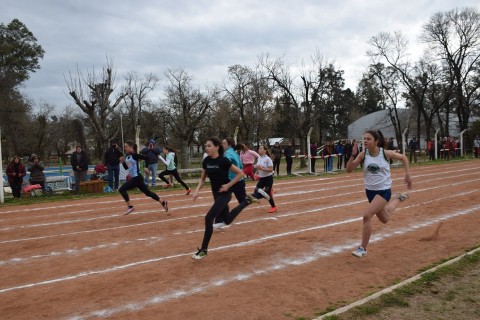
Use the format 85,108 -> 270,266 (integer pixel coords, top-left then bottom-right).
164,183 -> 172,189
186,189 -> 192,195
268,206 -> 277,213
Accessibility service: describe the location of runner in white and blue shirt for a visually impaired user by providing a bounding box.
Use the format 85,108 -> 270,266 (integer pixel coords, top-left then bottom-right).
119,140 -> 168,215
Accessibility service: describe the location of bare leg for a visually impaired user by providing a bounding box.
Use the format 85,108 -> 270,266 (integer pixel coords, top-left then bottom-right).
360,195 -> 388,249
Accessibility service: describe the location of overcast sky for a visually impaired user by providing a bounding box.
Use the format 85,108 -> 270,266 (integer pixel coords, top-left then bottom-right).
1,0 -> 478,112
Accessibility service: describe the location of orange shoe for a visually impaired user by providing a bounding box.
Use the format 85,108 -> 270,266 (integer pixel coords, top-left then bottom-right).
268,206 -> 277,213
186,189 -> 192,195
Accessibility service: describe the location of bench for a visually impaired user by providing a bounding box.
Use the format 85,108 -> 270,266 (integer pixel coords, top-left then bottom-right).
45,176 -> 72,192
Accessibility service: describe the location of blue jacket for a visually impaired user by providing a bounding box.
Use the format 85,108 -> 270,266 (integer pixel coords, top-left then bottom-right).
224,147 -> 243,181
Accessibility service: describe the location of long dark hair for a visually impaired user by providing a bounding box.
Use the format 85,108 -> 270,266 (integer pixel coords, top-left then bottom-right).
365,130 -> 386,149
224,137 -> 235,148
125,140 -> 138,153
208,136 -> 224,157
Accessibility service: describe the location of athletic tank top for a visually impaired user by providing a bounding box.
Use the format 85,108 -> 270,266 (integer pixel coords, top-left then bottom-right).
363,148 -> 391,190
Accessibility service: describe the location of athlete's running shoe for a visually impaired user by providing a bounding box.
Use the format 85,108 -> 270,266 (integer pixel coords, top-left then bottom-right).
352,247 -> 367,257
192,248 -> 207,260
268,206 -> 278,213
396,193 -> 409,201
246,195 -> 258,204
257,188 -> 271,201
186,189 -> 192,195
213,222 -> 227,229
161,200 -> 169,213
164,183 -> 172,189
124,206 -> 135,215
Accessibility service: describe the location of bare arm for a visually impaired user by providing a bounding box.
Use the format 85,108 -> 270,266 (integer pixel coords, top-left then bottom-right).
385,150 -> 412,189
219,165 -> 244,192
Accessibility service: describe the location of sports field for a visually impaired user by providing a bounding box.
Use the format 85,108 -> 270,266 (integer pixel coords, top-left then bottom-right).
1,160 -> 479,319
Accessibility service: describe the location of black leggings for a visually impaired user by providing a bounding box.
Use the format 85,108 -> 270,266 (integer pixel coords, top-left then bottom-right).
201,192 -> 250,250
158,169 -> 189,190
119,175 -> 160,203
252,175 -> 275,207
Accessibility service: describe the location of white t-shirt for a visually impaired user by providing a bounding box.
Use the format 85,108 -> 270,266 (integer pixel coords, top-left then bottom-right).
256,155 -> 274,178
363,148 -> 391,190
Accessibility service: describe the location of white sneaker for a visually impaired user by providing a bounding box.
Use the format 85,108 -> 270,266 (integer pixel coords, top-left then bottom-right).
213,222 -> 227,229
352,247 -> 367,257
257,188 -> 271,201
192,248 -> 207,260
396,193 -> 409,201
124,207 -> 135,215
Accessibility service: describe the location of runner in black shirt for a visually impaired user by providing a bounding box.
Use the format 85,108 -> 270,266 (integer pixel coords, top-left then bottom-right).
191,137 -> 255,260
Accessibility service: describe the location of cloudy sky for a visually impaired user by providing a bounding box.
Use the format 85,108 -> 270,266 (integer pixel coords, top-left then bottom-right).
1,0 -> 478,111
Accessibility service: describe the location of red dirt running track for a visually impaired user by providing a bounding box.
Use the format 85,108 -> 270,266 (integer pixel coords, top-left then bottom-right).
0,160 -> 479,319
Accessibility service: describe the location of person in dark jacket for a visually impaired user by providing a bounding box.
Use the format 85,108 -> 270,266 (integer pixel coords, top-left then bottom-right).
104,139 -> 123,190
6,155 -> 26,198
270,142 -> 282,176
283,141 -> 294,175
28,154 -> 46,189
141,139 -> 162,187
71,145 -> 89,194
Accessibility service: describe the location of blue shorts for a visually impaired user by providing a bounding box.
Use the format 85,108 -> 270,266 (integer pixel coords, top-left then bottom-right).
365,189 -> 392,203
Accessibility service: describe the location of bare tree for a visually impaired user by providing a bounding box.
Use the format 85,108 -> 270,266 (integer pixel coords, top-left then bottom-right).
222,64 -> 274,145
260,52 -> 334,165
421,7 -> 480,134
65,58 -> 127,159
122,71 -> 159,145
163,68 -> 216,168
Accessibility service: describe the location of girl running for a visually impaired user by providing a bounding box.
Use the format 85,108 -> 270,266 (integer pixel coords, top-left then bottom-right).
119,140 -> 168,215
237,143 -> 260,180
250,145 -> 277,213
158,147 -> 191,195
346,130 -> 412,257
192,137 -> 255,260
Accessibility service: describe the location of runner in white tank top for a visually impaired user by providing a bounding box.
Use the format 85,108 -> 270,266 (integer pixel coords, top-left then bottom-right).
346,130 -> 412,258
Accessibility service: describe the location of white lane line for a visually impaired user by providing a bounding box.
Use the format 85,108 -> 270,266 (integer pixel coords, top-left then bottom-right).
0,164 -> 476,217
65,204 -> 480,320
1,170 -> 478,232
0,236 -> 164,266
2,201 -> 480,297
1,176 -> 479,245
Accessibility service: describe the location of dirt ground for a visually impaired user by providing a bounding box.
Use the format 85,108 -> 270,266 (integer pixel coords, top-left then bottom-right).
0,160 -> 479,320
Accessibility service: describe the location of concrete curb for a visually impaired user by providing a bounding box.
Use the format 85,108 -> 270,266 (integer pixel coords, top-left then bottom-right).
314,246 -> 480,319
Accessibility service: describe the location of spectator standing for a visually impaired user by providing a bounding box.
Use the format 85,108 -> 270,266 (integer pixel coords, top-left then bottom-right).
6,155 -> 26,198
283,141 -> 294,175
336,140 -> 344,170
322,141 -> 332,172
104,139 -> 123,191
141,139 -> 161,187
343,140 -> 352,168
310,142 -> 317,173
387,137 -> 395,164
71,145 -> 89,194
28,154 -> 46,189
270,142 -> 282,176
408,136 -> 419,163
427,139 -> 435,161
474,135 -> 480,158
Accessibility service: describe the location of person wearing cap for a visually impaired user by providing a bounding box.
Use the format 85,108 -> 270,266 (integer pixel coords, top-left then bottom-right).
141,139 -> 162,188
28,154 -> 46,189
104,139 -> 123,190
